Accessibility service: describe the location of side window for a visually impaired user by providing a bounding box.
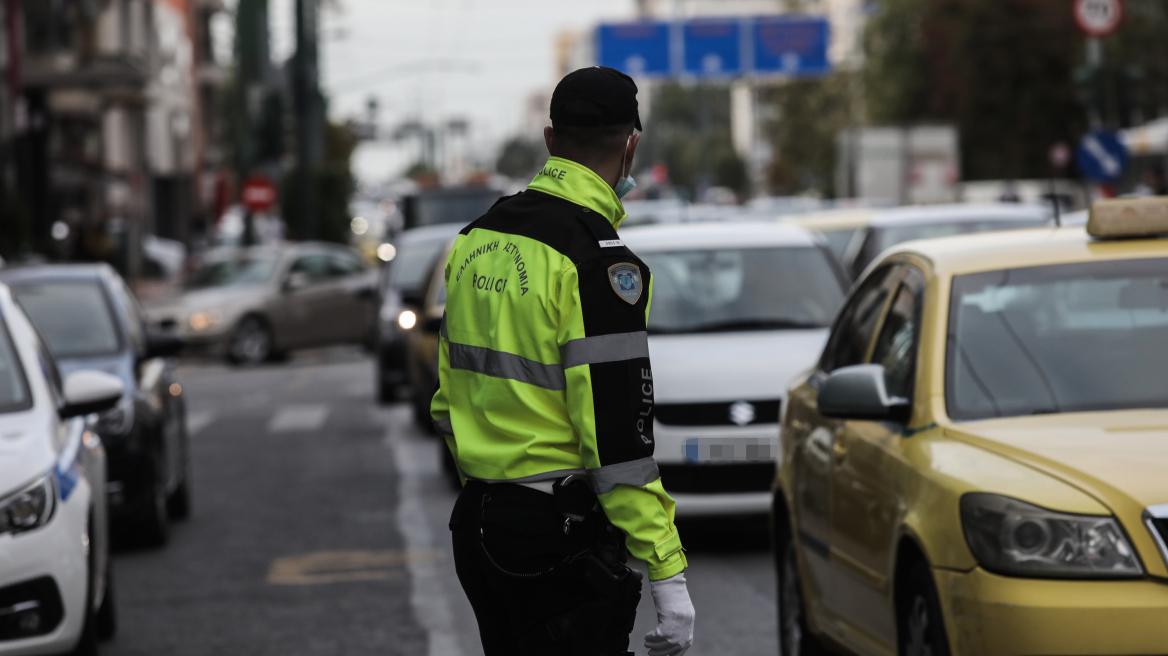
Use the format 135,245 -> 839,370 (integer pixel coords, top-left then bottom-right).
118,281 -> 147,355
870,268 -> 924,400
328,253 -> 365,278
34,337 -> 64,408
290,255 -> 331,283
820,265 -> 897,373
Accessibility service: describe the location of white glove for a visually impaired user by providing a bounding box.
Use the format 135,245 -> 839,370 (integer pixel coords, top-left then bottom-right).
644,571 -> 695,656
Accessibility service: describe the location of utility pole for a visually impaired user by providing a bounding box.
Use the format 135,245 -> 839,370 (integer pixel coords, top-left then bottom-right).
292,0 -> 323,240
235,0 -> 270,245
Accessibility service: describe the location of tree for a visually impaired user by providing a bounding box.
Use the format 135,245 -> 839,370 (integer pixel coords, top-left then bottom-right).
495,138 -> 543,179
764,72 -> 856,196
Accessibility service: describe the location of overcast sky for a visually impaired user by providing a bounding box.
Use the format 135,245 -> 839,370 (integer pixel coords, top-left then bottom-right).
261,0 -> 637,182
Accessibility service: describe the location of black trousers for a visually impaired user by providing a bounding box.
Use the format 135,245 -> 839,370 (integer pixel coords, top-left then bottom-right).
450,481 -> 641,656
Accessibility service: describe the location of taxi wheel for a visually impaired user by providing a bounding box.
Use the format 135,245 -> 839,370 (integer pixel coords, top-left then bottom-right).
776,530 -> 826,656
132,453 -> 170,548
96,563 -> 117,640
229,316 -> 273,365
898,561 -> 951,656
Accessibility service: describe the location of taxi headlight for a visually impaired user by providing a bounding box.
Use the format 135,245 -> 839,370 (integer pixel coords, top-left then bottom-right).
188,310 -> 222,332
398,310 -> 417,330
0,476 -> 55,537
961,493 -> 1142,578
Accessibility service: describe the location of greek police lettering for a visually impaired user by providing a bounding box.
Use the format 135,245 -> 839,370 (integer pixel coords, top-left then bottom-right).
502,242 -> 530,296
471,273 -> 507,293
455,240 -> 501,282
639,367 -> 653,445
538,165 -> 567,181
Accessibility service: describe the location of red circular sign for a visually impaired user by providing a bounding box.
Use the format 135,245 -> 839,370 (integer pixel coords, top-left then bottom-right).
241,175 -> 278,213
1074,0 -> 1123,37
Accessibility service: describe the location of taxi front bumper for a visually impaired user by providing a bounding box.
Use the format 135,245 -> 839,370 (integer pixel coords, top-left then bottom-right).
936,566 -> 1168,656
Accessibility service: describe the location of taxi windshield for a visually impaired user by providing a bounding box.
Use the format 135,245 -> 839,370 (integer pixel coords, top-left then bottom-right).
641,247 -> 846,335
947,258 -> 1168,420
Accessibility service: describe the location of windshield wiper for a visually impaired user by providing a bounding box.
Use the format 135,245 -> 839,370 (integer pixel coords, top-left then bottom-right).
650,319 -> 826,335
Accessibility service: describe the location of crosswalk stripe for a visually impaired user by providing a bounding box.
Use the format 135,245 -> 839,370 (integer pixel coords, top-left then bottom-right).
267,404 -> 331,433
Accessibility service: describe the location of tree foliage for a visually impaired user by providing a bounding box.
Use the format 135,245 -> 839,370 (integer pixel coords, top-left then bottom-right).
495,137 -> 543,180
764,72 -> 856,196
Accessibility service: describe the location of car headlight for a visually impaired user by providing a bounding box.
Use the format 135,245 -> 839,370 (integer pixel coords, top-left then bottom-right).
960,493 -> 1142,578
189,309 -> 222,331
0,476 -> 56,537
93,395 -> 134,437
398,310 -> 417,330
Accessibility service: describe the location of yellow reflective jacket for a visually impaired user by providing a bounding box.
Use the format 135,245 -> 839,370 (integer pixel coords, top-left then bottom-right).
431,156 -> 686,581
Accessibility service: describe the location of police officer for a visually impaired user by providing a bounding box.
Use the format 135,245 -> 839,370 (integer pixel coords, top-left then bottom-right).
432,66 -> 695,656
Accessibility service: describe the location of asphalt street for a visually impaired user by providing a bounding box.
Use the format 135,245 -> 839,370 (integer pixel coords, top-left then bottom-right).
103,348 -> 778,656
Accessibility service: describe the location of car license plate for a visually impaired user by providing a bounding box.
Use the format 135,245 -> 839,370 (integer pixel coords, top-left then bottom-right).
683,437 -> 777,463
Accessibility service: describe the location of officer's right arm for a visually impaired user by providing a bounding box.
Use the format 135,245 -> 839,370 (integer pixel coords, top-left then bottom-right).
558,258 -> 687,582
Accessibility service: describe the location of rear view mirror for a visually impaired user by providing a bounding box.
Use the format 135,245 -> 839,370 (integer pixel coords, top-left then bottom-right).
817,364 -> 911,424
61,370 -> 125,418
146,330 -> 186,359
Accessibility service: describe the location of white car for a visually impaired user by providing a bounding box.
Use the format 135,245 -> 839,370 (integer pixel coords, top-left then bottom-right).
621,222 -> 849,517
0,284 -> 123,655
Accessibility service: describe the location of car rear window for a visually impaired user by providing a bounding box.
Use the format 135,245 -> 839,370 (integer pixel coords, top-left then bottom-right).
11,281 -> 122,359
947,258 -> 1168,419
641,246 -> 847,335
0,316 -> 32,414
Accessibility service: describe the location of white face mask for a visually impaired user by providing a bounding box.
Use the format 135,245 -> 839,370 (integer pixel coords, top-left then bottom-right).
614,136 -> 636,199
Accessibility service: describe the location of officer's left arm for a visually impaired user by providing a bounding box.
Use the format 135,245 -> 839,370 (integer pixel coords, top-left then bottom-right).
559,259 -> 687,582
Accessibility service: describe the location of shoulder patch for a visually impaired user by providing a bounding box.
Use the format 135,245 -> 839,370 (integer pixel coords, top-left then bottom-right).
608,263 -> 643,305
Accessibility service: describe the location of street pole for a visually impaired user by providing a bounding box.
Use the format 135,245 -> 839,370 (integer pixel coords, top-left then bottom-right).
236,0 -> 269,246
1086,37 -> 1103,129
293,0 -> 322,241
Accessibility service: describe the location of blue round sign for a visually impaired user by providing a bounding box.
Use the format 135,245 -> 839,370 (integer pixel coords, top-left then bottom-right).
1076,130 -> 1129,183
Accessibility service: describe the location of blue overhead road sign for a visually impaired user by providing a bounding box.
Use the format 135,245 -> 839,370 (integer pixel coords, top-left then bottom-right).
1076,130 -> 1129,183
683,19 -> 741,77
597,22 -> 671,77
753,16 -> 831,76
597,16 -> 831,79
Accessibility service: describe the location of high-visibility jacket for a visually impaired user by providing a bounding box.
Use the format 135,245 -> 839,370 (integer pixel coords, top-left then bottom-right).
431,156 -> 686,581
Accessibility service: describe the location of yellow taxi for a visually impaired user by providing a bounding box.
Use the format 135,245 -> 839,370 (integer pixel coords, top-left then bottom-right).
773,197 -> 1168,656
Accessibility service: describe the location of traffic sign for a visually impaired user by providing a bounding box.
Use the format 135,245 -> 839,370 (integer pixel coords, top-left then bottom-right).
753,16 -> 831,76
596,16 -> 831,79
683,19 -> 741,77
597,22 -> 671,77
1076,131 -> 1129,183
241,175 -> 278,213
1074,0 -> 1123,37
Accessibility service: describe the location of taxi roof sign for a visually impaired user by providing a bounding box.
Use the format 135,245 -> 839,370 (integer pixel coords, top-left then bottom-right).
1087,196 -> 1168,238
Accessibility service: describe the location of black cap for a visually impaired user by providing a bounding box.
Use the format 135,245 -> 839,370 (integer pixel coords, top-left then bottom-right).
550,66 -> 642,132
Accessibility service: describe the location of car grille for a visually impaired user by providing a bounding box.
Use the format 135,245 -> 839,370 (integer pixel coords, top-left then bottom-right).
658,463 -> 775,494
655,400 -> 780,427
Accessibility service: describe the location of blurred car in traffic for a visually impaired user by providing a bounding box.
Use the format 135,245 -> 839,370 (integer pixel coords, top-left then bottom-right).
0,282 -> 123,654
774,199 -> 1168,656
145,242 -> 378,365
785,203 -> 1051,279
376,224 -> 462,406
401,186 -> 504,231
0,265 -> 190,546
620,222 -> 849,517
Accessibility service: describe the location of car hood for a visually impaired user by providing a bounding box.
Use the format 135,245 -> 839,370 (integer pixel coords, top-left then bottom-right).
648,329 -> 829,404
945,409 -> 1168,515
0,411 -> 57,496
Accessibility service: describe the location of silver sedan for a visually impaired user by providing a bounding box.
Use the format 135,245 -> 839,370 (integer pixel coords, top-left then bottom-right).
145,242 -> 378,364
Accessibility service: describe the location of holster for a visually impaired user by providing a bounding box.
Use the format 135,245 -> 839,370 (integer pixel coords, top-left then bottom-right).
541,555 -> 643,656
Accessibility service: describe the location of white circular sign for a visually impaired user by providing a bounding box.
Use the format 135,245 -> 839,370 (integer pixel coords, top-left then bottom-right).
1074,0 -> 1124,37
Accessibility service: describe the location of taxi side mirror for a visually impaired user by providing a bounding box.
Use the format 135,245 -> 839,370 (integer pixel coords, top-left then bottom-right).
817,364 -> 910,424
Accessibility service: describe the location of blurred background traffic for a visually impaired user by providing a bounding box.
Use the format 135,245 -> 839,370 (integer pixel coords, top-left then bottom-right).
0,0 -> 1164,654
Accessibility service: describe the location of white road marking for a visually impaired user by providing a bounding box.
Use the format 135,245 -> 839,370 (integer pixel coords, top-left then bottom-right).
382,409 -> 466,656
267,404 -> 330,433
186,410 -> 216,437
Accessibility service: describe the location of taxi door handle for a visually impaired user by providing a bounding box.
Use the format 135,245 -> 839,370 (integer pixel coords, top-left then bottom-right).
832,440 -> 848,462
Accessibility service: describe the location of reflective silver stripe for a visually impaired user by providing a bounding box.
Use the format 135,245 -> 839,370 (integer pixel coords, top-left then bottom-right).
588,457 -> 660,495
448,342 -> 566,391
465,468 -> 588,485
560,331 -> 650,369
433,418 -> 453,435
440,312 -> 449,339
